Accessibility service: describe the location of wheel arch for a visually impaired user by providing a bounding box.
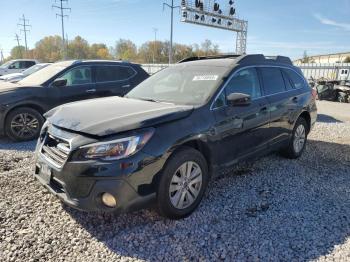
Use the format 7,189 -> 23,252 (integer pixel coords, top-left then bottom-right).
298,111 -> 311,134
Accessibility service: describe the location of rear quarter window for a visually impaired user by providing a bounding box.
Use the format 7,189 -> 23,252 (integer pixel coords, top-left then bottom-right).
282,69 -> 305,89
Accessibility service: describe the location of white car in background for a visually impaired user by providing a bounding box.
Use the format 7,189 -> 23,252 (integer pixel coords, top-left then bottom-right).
0,63 -> 51,83
0,59 -> 39,76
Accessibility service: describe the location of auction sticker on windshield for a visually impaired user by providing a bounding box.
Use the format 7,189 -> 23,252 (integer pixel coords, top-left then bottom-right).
193,75 -> 219,81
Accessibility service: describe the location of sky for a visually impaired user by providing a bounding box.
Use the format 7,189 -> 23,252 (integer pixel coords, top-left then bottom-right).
0,0 -> 349,60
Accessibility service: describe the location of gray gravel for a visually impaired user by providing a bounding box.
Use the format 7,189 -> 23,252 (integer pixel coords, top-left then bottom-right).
1,101 -> 350,261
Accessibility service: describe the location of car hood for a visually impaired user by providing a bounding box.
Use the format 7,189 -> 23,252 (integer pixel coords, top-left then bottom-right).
47,96 -> 194,137
0,82 -> 23,91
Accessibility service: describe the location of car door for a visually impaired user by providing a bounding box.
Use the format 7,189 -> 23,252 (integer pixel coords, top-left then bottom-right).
258,67 -> 301,146
211,67 -> 270,166
50,65 -> 97,106
94,65 -> 134,97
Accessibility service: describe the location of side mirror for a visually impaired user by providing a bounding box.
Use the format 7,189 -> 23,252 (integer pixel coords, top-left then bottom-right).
8,65 -> 15,69
227,92 -> 251,106
51,78 -> 67,88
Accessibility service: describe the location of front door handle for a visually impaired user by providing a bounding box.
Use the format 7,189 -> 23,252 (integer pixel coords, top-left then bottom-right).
86,89 -> 96,93
292,97 -> 298,102
122,84 -> 131,88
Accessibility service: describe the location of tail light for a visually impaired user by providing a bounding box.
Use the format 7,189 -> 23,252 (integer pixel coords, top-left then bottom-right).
311,88 -> 318,99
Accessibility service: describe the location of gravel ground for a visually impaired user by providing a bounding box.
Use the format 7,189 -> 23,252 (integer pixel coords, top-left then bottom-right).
1,101 -> 350,261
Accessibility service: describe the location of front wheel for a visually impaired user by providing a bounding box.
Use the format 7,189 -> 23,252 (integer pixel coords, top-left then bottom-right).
5,107 -> 44,142
337,92 -> 348,103
157,147 -> 209,219
281,117 -> 308,159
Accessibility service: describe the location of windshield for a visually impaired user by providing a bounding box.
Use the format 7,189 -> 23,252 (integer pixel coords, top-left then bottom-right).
126,65 -> 228,105
18,64 -> 66,86
0,61 -> 12,69
22,64 -> 47,76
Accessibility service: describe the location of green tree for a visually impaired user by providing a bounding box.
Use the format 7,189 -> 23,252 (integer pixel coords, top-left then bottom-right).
113,39 -> 137,61
67,36 -> 90,59
34,35 -> 63,62
10,46 -> 26,59
89,43 -> 111,59
344,56 -> 350,63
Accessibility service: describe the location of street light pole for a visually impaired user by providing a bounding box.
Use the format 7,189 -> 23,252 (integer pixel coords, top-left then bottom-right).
163,0 -> 179,64
153,28 -> 158,64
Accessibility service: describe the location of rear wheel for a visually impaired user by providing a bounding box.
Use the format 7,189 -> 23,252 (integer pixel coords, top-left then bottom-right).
281,117 -> 308,159
5,107 -> 44,142
157,147 -> 209,219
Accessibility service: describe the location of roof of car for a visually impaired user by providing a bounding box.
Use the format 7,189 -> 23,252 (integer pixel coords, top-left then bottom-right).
52,59 -> 139,67
178,54 -> 294,68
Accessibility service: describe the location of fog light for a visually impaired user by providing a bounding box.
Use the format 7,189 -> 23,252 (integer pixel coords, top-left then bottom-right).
101,193 -> 117,208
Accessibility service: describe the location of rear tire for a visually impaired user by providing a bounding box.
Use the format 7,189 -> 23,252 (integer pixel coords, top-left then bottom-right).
5,107 -> 44,142
157,147 -> 209,219
281,117 -> 308,159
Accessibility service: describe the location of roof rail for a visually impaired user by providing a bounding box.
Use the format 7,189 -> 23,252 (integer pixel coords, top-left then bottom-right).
178,54 -> 293,65
237,54 -> 293,65
178,54 -> 241,63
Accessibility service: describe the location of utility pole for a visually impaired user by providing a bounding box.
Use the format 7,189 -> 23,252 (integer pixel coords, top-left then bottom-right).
163,0 -> 180,64
14,34 -> 23,58
17,14 -> 31,54
53,0 -> 71,58
0,49 -> 4,63
152,28 -> 158,64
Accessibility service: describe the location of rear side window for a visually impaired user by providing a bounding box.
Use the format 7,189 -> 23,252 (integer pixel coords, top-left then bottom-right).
260,67 -> 286,95
96,65 -> 136,82
283,69 -> 305,89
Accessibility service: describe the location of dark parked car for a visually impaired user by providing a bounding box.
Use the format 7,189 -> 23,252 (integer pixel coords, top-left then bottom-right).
34,54 -> 317,219
0,60 -> 149,141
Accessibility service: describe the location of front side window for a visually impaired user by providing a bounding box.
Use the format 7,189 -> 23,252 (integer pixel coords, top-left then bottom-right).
127,65 -> 228,105
96,66 -> 135,82
9,61 -> 21,69
260,67 -> 286,95
283,69 -> 305,89
225,68 -> 262,99
59,67 -> 92,86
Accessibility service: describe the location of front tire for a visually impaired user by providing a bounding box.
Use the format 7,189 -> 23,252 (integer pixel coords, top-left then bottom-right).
157,147 -> 209,219
5,107 -> 44,142
281,117 -> 308,159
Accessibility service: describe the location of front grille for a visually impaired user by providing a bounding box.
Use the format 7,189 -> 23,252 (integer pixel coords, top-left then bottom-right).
41,134 -> 71,168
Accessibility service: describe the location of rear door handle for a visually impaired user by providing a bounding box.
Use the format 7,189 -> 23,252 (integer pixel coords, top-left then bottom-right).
86,89 -> 96,93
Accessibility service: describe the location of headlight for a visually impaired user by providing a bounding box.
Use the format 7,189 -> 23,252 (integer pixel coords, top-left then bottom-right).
80,129 -> 154,161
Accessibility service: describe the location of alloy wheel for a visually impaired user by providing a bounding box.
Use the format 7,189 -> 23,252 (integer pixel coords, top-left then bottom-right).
10,113 -> 39,139
169,161 -> 203,210
293,124 -> 306,153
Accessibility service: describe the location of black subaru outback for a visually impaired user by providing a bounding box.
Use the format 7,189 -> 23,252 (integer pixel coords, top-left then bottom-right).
34,54 -> 317,219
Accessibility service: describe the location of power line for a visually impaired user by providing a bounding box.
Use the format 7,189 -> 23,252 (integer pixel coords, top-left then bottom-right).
14,33 -> 23,58
52,0 -> 71,57
17,14 -> 31,53
163,0 -> 180,64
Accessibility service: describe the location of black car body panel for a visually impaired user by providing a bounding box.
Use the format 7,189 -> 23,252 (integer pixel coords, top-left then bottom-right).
34,54 -> 317,214
0,60 -> 149,136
